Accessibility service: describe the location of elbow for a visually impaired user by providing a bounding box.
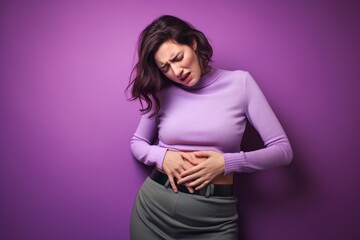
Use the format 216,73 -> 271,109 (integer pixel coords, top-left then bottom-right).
130,137 -> 152,165
130,137 -> 142,160
268,136 -> 294,166
272,139 -> 293,166
283,143 -> 294,166
130,140 -> 143,161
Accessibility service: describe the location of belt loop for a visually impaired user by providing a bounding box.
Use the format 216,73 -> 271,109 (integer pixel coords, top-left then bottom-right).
164,179 -> 170,188
205,184 -> 214,198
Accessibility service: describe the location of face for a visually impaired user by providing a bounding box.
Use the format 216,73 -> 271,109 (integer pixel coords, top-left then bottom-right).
154,39 -> 202,87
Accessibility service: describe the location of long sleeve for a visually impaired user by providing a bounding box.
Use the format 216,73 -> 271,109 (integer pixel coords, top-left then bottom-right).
223,72 -> 293,174
130,112 -> 168,170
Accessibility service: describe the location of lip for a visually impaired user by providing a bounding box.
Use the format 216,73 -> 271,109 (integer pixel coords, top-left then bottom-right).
180,72 -> 191,83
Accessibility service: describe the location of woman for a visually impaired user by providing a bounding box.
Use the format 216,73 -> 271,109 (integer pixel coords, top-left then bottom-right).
128,15 -> 293,239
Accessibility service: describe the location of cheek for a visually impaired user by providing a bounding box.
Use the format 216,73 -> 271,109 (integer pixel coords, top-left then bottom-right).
163,72 -> 177,82
185,54 -> 196,67
188,53 -> 201,71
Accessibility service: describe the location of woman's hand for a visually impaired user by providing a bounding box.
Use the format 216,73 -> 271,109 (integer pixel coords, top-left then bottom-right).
177,151 -> 225,190
162,150 -> 198,193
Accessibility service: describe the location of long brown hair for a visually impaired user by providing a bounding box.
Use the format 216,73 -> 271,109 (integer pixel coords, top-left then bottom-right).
127,15 -> 213,117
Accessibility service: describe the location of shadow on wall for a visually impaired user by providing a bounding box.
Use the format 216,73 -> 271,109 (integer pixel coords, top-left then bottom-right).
235,123 -> 313,240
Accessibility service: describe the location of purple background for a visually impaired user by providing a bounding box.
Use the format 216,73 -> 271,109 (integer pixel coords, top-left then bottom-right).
1,0 -> 359,239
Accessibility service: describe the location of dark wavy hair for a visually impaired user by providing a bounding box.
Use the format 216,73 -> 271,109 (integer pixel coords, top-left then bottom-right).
127,15 -> 213,117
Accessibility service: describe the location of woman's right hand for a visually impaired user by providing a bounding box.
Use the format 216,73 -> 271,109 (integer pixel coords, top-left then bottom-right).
162,150 -> 197,193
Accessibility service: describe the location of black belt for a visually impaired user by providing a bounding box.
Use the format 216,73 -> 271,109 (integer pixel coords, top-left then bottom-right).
150,168 -> 233,198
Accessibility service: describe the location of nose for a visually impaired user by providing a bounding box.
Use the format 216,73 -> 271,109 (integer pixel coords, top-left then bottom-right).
171,63 -> 183,79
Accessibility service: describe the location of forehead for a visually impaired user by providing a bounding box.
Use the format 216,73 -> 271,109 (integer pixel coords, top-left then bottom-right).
154,40 -> 184,64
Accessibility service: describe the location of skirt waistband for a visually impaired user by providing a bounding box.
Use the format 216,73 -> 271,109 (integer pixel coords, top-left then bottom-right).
150,168 -> 233,198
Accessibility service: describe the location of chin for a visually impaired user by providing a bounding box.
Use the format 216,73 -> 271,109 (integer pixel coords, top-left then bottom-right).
191,78 -> 200,86
187,81 -> 197,86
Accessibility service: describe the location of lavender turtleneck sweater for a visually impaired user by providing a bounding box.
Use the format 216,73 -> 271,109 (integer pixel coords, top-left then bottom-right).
130,69 -> 293,175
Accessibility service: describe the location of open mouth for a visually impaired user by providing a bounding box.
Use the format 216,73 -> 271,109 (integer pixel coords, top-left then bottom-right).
180,72 -> 190,81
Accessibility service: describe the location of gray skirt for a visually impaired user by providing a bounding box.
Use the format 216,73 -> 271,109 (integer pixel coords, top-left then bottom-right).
130,177 -> 238,240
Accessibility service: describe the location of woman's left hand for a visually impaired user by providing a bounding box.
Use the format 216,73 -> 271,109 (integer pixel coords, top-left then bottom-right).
177,151 -> 225,190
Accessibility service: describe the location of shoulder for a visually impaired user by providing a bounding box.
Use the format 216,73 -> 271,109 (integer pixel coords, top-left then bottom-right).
213,68 -> 252,89
215,68 -> 250,81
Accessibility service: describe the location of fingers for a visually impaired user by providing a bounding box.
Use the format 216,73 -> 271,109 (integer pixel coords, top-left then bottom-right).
179,161 -> 195,193
163,151 -> 189,192
183,160 -> 195,171
177,167 -> 202,184
181,152 -> 198,166
165,163 -> 191,193
171,167 -> 187,192
180,173 -> 211,191
193,151 -> 210,158
163,151 -> 215,193
179,164 -> 201,179
178,163 -> 195,193
165,170 -> 195,193
185,184 -> 194,193
191,178 -> 211,191
167,174 -> 178,193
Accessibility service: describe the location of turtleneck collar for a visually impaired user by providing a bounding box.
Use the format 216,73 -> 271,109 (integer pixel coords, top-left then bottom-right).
179,68 -> 221,91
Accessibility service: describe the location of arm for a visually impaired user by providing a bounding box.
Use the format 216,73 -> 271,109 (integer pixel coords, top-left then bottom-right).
223,72 -> 293,174
131,111 -> 196,192
130,112 -> 168,170
179,72 -> 293,189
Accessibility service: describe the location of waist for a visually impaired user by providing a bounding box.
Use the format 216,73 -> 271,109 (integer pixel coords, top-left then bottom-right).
150,168 -> 234,198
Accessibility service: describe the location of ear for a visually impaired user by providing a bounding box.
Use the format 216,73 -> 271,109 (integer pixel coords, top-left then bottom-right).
192,38 -> 198,52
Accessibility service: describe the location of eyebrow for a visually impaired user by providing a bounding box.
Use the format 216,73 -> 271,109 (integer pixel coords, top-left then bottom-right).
158,51 -> 183,68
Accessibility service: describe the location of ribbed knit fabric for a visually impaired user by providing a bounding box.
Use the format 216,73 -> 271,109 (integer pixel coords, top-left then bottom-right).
130,69 -> 293,174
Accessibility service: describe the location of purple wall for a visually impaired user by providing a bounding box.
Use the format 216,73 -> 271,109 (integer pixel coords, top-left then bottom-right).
1,1 -> 359,239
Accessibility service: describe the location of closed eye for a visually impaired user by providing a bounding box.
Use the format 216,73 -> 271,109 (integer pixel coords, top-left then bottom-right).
160,64 -> 169,73
170,52 -> 184,63
159,52 -> 183,73
174,54 -> 183,62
